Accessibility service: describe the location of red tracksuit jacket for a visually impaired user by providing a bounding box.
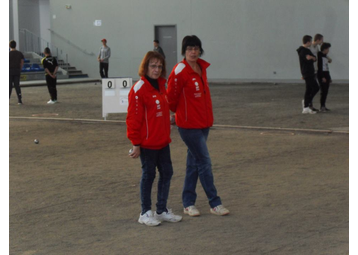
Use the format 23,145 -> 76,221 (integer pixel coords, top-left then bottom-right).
126,76 -> 171,150
167,58 -> 214,129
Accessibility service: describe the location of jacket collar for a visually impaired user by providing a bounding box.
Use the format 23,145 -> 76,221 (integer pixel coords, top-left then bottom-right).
141,76 -> 167,92
182,58 -> 210,74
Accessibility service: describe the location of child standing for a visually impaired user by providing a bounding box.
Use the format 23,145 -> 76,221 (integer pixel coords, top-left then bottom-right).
41,48 -> 59,104
317,43 -> 332,112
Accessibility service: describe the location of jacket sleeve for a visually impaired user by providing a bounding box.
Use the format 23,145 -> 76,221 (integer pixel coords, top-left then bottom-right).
317,52 -> 323,75
166,66 -> 185,112
54,57 -> 58,67
300,49 -> 313,63
126,87 -> 145,146
41,57 -> 46,67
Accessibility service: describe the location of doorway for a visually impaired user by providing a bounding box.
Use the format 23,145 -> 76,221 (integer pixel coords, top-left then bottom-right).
154,25 -> 177,75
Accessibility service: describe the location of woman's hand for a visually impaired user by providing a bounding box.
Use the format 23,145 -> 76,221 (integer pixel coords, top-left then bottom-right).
129,146 -> 140,158
170,114 -> 176,125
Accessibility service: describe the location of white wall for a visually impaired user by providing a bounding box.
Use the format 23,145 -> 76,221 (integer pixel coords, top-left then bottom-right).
9,0 -> 14,40
39,0 -> 51,45
48,0 -> 349,82
18,0 -> 41,36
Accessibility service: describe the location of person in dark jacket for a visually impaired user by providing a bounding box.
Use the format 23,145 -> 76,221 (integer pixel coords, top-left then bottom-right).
41,47 -> 59,104
153,40 -> 165,59
297,35 -> 319,114
317,43 -> 332,112
9,40 -> 24,104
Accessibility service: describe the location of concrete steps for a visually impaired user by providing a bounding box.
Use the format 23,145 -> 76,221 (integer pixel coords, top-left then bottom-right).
57,60 -> 89,79
21,52 -> 89,81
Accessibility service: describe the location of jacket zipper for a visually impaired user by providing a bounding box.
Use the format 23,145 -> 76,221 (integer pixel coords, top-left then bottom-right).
145,107 -> 149,140
201,76 -> 208,126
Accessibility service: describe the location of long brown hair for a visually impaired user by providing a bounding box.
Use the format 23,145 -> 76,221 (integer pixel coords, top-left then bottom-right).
138,51 -> 166,78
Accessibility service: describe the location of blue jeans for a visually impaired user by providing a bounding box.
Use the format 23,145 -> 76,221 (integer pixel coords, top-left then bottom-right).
139,145 -> 173,214
178,127 -> 221,208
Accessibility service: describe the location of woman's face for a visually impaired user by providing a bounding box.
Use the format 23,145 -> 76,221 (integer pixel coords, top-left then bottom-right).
146,58 -> 163,79
185,46 -> 200,62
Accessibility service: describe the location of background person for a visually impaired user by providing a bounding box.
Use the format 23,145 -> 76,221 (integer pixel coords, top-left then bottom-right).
317,43 -> 332,112
308,33 -> 324,111
126,51 -> 182,227
310,34 -> 324,67
41,47 -> 59,104
153,39 -> 165,59
9,40 -> 24,105
167,35 -> 230,217
297,35 -> 319,114
97,39 -> 111,78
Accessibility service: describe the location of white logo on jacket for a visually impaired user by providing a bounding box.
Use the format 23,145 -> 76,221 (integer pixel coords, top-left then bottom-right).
155,99 -> 161,110
195,82 -> 200,91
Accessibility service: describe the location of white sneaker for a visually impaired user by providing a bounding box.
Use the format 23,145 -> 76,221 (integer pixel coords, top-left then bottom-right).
47,100 -> 56,104
302,107 -> 317,114
155,209 -> 182,222
210,205 -> 230,216
184,205 -> 200,217
138,210 -> 161,227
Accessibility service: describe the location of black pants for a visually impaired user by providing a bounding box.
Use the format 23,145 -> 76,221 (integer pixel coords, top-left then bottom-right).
304,76 -> 319,108
100,62 -> 109,78
46,75 -> 57,101
318,72 -> 331,107
9,74 -> 22,101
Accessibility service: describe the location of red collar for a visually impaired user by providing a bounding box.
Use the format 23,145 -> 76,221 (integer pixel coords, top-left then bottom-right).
182,58 -> 210,74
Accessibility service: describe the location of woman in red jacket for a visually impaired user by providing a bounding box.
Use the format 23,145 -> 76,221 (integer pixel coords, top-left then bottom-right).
167,35 -> 229,217
126,51 -> 182,226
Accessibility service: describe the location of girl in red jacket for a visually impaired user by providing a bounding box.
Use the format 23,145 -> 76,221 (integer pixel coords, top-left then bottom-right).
126,51 -> 182,226
167,35 -> 230,217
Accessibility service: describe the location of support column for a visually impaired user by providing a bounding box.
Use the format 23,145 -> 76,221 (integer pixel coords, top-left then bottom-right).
12,0 -> 20,44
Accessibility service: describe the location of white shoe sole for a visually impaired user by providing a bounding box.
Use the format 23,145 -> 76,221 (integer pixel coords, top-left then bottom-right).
183,210 -> 200,217
157,217 -> 182,223
138,219 -> 161,226
210,209 -> 230,216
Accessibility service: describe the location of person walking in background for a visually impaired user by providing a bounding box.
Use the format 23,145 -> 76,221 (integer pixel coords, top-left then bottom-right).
297,35 -> 319,114
317,43 -> 332,112
153,40 -> 165,59
126,51 -> 182,227
310,34 -> 324,64
9,40 -> 24,105
98,39 -> 111,78
41,47 -> 59,104
307,33 -> 324,112
167,35 -> 230,217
